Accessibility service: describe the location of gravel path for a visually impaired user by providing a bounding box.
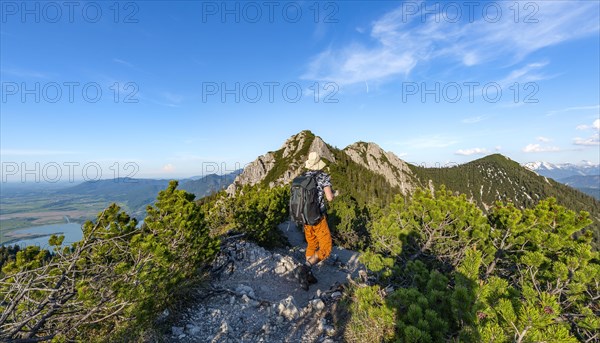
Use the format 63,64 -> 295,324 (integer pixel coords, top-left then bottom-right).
161,221 -> 366,343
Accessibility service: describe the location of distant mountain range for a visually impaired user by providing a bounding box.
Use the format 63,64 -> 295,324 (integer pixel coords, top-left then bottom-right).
179,171 -> 242,198
524,161 -> 599,179
1,173 -> 241,232
227,130 -> 600,248
56,172 -> 242,217
559,175 -> 600,189
557,175 -> 600,200
523,161 -> 599,199
57,178 -> 171,218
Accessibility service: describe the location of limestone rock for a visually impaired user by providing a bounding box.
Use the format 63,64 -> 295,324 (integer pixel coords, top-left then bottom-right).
220,320 -> 230,334
310,298 -> 325,311
227,152 -> 276,194
277,296 -> 299,321
274,265 -> 287,274
227,130 -> 337,193
344,141 -> 415,194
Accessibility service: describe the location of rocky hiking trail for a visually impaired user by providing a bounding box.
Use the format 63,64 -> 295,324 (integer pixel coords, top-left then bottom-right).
162,221 -> 366,343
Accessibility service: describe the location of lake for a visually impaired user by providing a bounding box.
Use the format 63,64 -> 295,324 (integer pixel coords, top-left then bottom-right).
1,223 -> 83,248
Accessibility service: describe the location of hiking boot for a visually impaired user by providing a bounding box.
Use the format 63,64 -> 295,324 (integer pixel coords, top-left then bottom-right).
307,269 -> 318,284
296,265 -> 309,291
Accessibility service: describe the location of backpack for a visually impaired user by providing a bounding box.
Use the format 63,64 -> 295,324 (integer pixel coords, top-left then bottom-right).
289,172 -> 322,226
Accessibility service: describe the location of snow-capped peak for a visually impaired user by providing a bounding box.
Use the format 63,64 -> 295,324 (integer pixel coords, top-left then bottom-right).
523,161 -> 600,179
524,161 -> 558,170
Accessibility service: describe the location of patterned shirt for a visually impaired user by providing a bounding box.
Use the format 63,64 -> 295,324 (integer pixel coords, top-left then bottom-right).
303,170 -> 332,214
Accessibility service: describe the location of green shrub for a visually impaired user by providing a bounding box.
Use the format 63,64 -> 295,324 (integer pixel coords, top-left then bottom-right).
327,194 -> 371,250
201,185 -> 290,248
232,186 -> 290,248
0,181 -> 219,342
344,285 -> 396,342
354,188 -> 599,342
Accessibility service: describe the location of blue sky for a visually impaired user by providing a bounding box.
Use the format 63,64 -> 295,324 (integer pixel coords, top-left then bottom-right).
1,0 -> 599,181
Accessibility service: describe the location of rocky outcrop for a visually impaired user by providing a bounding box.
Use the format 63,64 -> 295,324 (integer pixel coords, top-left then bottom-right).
307,136 -> 335,163
226,152 -> 277,193
161,223 -> 366,342
276,135 -> 336,187
227,131 -> 417,195
227,131 -> 336,194
344,142 -> 415,194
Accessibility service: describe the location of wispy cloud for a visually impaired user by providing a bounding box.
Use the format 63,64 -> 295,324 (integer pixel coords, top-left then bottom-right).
113,58 -> 135,68
497,61 -> 554,87
112,58 -> 148,74
303,44 -> 417,86
573,119 -> 600,146
522,144 -> 560,153
576,119 -> 600,131
455,147 -> 489,156
573,134 -> 600,146
302,1 -> 599,86
461,115 -> 488,124
546,105 -> 600,116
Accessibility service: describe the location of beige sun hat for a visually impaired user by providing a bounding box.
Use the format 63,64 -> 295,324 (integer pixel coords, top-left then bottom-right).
305,152 -> 327,170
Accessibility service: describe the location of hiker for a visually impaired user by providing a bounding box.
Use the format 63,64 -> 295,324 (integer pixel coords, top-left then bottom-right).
295,152 -> 335,290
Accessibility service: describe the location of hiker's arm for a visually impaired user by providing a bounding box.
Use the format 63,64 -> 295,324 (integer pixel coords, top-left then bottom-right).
324,186 -> 334,202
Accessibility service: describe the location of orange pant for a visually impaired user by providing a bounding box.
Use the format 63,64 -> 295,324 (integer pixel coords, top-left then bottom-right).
304,216 -> 332,261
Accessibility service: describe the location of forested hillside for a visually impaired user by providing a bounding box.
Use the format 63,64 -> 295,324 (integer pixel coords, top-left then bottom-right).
410,154 -> 600,247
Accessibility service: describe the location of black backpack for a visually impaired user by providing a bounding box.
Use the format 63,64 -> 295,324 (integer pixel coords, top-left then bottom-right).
290,172 -> 322,226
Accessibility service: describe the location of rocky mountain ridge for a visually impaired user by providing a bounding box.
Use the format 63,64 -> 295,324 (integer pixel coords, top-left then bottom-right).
227,130 -> 417,196
225,131 -> 600,246
227,131 -> 597,208
343,141 -> 416,194
227,131 -> 335,194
